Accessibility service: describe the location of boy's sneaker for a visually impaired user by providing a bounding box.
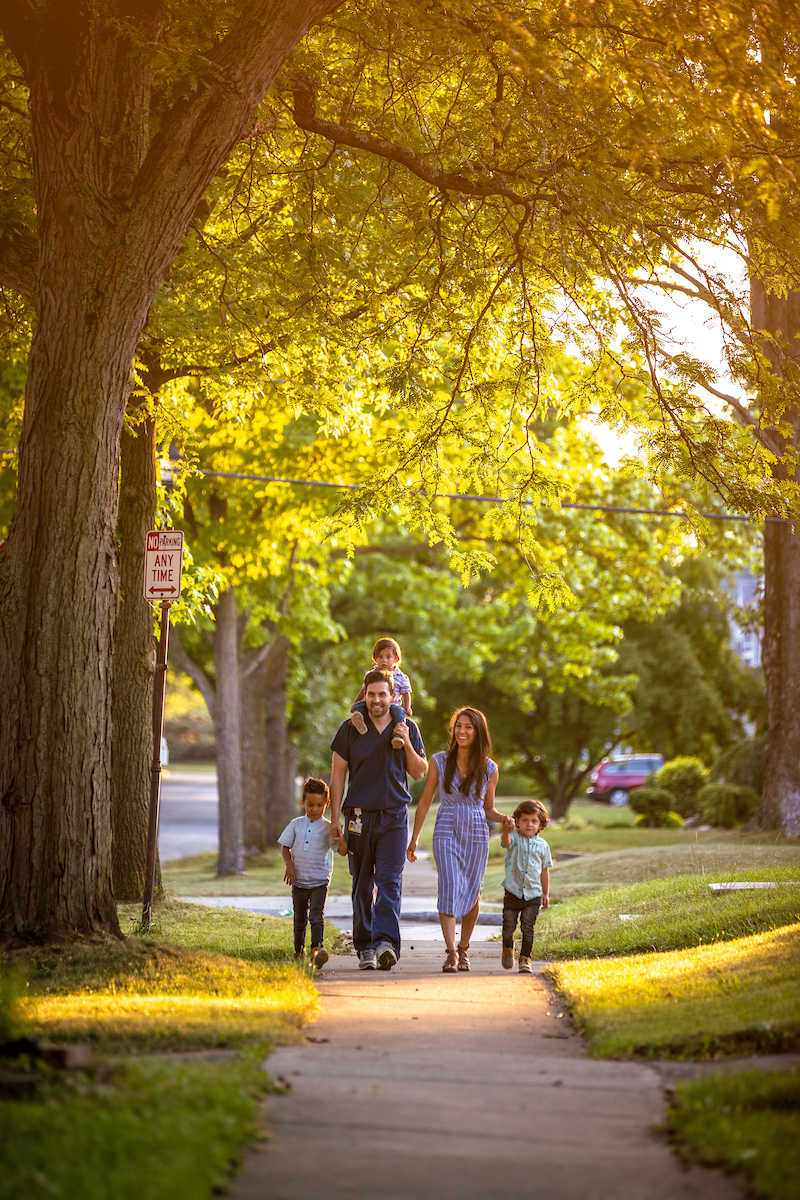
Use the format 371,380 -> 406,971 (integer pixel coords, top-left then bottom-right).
376,941 -> 398,970
391,734 -> 405,749
293,950 -> 306,962
502,946 -> 515,970
518,956 -> 533,974
351,711 -> 367,735
358,948 -> 377,970
310,945 -> 329,969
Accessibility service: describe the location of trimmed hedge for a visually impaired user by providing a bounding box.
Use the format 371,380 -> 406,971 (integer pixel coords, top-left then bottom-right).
651,757 -> 709,817
628,786 -> 675,827
633,811 -> 684,829
697,783 -> 759,828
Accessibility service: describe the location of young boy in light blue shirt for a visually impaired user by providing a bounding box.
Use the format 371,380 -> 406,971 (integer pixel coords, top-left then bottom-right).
278,778 -> 347,969
500,799 -> 552,973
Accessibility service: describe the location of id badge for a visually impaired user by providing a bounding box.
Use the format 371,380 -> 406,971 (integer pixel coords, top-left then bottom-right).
348,808 -> 363,835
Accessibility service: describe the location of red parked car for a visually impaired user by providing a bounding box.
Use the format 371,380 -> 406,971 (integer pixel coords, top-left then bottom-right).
586,754 -> 664,806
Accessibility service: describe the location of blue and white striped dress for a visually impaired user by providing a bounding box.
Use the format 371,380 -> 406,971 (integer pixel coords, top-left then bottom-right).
431,751 -> 497,918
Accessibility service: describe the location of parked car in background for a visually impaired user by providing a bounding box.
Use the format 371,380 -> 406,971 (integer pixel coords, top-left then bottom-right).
586,754 -> 664,806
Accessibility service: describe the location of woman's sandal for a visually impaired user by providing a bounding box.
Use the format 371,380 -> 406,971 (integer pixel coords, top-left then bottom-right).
457,944 -> 471,971
442,950 -> 458,973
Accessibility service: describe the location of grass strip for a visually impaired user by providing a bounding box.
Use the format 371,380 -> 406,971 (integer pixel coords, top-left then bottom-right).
667,1068 -> 800,1200
7,900 -> 319,1052
163,848 -> 353,896
546,923 -> 800,1058
0,1051 -> 273,1200
482,839 -> 800,902
528,867 -> 800,959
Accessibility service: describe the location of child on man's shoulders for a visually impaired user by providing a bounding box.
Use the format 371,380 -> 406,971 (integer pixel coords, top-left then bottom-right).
349,637 -> 412,749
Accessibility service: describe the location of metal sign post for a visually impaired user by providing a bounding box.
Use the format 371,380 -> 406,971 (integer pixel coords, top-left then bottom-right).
142,530 -> 185,929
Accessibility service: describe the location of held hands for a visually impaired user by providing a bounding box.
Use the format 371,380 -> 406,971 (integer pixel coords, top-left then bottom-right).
329,820 -> 343,842
500,815 -> 515,833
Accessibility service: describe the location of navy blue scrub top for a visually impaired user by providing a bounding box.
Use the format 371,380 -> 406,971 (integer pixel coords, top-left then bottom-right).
330,716 -> 425,811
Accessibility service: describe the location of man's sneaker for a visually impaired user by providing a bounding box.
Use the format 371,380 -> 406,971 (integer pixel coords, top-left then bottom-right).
502,946 -> 514,970
518,956 -> 533,974
351,711 -> 367,735
376,941 -> 398,970
358,948 -> 377,970
311,945 -> 329,969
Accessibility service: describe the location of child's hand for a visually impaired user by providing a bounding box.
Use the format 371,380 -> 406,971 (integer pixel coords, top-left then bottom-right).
406,840 -> 418,863
541,896 -> 550,910
283,863 -> 296,885
501,815 -> 515,832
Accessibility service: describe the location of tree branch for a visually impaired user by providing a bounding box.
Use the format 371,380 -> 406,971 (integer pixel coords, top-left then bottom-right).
169,625 -> 216,716
287,75 -> 533,208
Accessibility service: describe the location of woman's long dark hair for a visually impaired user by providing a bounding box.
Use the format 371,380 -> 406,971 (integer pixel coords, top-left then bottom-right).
443,707 -> 493,799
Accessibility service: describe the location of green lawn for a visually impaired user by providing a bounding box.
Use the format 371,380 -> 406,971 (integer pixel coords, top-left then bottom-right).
546,922 -> 800,1058
0,898 -> 322,1200
526,867 -> 800,959
163,848 -> 354,896
0,1052 -> 273,1200
667,1068 -> 800,1200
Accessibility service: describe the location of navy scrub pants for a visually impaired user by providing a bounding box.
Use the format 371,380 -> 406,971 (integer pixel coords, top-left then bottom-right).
346,807 -> 408,956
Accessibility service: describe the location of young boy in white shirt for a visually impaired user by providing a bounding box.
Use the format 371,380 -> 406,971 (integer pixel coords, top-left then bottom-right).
278,778 -> 348,968
500,799 -> 552,974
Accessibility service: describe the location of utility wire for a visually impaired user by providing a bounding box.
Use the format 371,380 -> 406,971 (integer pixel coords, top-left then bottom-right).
0,449 -> 791,523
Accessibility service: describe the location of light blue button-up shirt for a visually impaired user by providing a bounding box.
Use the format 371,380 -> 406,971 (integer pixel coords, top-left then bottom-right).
503,832 -> 553,900
278,815 -> 335,887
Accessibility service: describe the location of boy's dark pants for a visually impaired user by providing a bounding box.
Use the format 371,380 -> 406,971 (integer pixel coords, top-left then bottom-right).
502,890 -> 542,959
292,883 -> 329,954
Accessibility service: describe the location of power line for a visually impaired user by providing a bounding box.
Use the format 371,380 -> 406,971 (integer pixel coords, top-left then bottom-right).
0,449 -> 791,523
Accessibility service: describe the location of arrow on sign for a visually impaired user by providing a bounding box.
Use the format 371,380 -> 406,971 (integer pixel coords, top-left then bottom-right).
151,587 -> 177,594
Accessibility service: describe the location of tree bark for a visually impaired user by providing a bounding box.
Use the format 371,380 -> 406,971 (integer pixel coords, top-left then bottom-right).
0,0 -> 335,941
111,412 -> 160,901
263,636 -> 297,844
214,587 -> 245,875
750,280 -> 800,836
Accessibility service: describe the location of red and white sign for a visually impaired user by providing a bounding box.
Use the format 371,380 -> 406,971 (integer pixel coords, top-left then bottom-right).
144,530 -> 184,601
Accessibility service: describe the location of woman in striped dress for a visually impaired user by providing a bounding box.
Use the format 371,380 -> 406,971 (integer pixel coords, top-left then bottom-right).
407,707 -> 510,973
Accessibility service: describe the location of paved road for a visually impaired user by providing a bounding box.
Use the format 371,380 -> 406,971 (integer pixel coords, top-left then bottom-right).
233,944 -> 740,1200
159,770 -> 218,861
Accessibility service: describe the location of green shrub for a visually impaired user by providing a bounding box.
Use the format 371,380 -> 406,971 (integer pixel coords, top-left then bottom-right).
711,736 -> 766,795
633,811 -> 684,828
697,783 -> 759,828
628,787 -> 674,827
651,757 -> 709,817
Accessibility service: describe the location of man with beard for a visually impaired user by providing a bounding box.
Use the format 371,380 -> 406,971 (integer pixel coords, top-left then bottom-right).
329,668 -> 427,970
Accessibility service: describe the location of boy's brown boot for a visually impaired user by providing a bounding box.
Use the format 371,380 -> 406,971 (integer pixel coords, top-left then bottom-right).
502,946 -> 514,970
518,956 -> 533,974
350,711 -> 367,735
310,945 -> 329,969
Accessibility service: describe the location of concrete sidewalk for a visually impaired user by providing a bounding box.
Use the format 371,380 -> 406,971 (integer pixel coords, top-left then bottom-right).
232,942 -> 740,1200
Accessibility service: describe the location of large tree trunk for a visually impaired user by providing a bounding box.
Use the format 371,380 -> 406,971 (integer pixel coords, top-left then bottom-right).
214,587 -> 245,875
241,645 -> 271,855
0,1 -> 333,942
111,413 -> 160,901
263,636 -> 297,843
750,280 -> 800,837
241,633 -> 294,852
